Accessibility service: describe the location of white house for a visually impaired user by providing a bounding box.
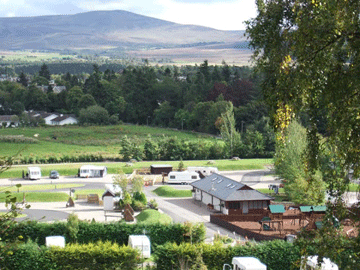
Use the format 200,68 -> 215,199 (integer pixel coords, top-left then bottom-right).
128,235 -> 151,258
51,115 -> 78,125
42,113 -> 59,125
0,115 -> 19,127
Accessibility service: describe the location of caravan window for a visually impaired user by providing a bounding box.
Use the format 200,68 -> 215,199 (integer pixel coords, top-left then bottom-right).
170,175 -> 175,179
81,169 -> 89,173
191,175 -> 197,179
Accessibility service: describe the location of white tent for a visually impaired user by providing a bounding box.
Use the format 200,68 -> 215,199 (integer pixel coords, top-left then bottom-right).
79,165 -> 107,178
128,235 -> 151,258
231,257 -> 267,270
301,256 -> 339,270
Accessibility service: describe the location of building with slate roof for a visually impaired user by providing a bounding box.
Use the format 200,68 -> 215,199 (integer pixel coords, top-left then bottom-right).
191,173 -> 273,215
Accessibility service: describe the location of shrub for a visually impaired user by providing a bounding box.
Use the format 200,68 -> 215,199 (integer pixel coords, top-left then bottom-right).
46,241 -> 140,270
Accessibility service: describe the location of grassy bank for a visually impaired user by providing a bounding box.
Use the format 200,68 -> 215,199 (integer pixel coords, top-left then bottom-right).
0,192 -> 69,202
153,186 -> 192,197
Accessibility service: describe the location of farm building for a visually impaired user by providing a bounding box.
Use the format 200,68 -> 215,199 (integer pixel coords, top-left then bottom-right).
150,164 -> 172,175
79,165 -> 107,178
191,173 -> 273,214
0,115 -> 19,127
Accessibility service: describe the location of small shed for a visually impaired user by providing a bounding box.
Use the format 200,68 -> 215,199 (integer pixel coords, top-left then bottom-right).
268,205 -> 285,220
128,235 -> 151,258
102,184 -> 122,211
150,164 -> 172,175
79,165 -> 107,178
231,257 -> 267,270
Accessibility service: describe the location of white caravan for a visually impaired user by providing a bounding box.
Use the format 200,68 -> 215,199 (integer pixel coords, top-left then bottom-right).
187,166 -> 218,177
27,167 -> 41,180
79,165 -> 107,178
226,257 -> 267,270
167,171 -> 200,184
128,235 -> 151,258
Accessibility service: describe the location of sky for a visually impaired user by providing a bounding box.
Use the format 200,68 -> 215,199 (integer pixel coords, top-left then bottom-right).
0,0 -> 258,30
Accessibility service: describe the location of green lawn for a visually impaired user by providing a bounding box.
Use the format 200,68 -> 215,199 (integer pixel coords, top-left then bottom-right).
0,192 -> 69,202
152,186 -> 192,197
74,189 -> 104,199
135,209 -> 172,224
0,184 -> 84,192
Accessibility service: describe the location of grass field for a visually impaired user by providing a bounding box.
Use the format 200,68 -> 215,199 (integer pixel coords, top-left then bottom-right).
0,124 -> 217,161
0,51 -> 76,62
152,186 -> 192,197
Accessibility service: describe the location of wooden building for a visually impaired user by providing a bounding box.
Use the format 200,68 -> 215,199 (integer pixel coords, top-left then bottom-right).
191,173 -> 273,215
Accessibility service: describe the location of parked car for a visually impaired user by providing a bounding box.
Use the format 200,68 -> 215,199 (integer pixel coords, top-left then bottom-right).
50,170 -> 60,179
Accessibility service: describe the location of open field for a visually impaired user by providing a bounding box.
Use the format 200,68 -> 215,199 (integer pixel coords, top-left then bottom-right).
0,192 -> 69,202
0,124 -> 217,161
0,184 -> 84,192
0,159 -> 273,179
0,50 -> 76,63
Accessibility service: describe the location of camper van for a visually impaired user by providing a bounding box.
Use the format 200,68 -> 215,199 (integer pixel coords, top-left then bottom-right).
79,165 -> 107,178
167,171 -> 200,184
27,167 -> 41,180
187,166 -> 218,178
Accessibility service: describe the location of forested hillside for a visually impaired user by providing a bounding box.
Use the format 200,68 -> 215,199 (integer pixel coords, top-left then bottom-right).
0,61 -> 275,158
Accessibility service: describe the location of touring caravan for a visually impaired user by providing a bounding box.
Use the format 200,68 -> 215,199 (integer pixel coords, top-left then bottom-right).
187,166 -> 218,178
167,171 -> 200,184
79,165 -> 107,178
230,257 -> 267,270
27,167 -> 41,180
128,235 -> 151,258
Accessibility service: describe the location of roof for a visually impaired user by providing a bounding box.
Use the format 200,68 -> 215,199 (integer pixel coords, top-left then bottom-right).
80,165 -> 107,170
190,173 -> 273,202
151,164 -> 172,168
128,235 -> 150,245
300,205 -> 327,212
269,205 -> 285,213
51,115 -> 77,122
0,115 -> 17,121
231,257 -> 267,270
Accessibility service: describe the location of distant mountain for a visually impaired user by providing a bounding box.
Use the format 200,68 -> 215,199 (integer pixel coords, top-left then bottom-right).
0,10 -> 246,51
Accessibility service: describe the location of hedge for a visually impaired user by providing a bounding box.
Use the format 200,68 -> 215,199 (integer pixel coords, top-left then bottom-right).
4,220 -> 206,251
1,240 -> 140,270
154,240 -> 301,270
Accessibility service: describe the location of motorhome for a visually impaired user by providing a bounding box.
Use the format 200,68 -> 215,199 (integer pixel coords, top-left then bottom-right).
27,167 -> 41,180
187,166 -> 218,178
167,171 -> 200,184
79,165 -> 107,178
